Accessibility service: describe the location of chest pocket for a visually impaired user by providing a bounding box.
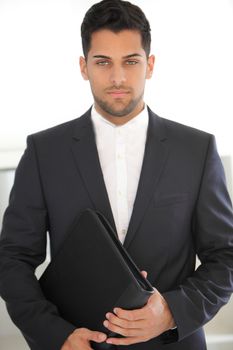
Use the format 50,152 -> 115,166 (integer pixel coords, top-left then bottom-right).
154,193 -> 189,208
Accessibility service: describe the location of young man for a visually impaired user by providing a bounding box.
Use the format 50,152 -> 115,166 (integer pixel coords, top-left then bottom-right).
0,1 -> 233,349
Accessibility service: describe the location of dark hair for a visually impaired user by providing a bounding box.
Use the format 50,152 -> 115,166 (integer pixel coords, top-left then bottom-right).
81,0 -> 151,58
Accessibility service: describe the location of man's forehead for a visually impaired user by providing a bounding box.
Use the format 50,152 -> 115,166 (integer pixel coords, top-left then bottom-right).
90,29 -> 143,47
91,28 -> 141,39
88,30 -> 145,59
86,29 -> 146,60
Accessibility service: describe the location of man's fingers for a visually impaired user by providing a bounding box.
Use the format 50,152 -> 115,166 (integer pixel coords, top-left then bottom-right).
74,328 -> 107,343
61,328 -> 107,350
86,329 -> 107,343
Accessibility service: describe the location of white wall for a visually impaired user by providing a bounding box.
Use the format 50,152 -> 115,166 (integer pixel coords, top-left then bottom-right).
0,0 -> 233,157
0,0 -> 233,346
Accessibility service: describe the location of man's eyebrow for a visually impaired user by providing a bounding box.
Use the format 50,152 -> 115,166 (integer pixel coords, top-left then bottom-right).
92,53 -> 143,59
123,53 -> 143,59
92,55 -> 111,59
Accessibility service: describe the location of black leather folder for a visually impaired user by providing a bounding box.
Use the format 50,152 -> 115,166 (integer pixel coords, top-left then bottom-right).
39,208 -> 154,349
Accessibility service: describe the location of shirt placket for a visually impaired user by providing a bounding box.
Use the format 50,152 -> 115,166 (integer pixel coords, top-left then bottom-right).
115,127 -> 128,243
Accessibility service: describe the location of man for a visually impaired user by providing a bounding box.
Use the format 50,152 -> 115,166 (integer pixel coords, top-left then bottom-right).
0,0 -> 233,349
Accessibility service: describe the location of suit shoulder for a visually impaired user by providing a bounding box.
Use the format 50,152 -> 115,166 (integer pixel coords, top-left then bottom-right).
148,107 -> 215,158
157,114 -> 213,143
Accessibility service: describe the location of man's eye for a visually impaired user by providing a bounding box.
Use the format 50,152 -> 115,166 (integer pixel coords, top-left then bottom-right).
126,60 -> 138,65
96,61 -> 109,66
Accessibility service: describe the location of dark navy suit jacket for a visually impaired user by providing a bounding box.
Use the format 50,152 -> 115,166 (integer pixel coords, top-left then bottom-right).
1,107 -> 233,350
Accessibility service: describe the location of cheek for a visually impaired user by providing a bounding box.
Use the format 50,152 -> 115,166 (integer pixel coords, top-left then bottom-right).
89,71 -> 109,90
131,77 -> 146,93
88,77 -> 103,94
129,67 -> 147,84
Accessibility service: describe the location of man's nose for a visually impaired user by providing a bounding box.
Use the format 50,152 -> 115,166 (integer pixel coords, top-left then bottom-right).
109,65 -> 126,86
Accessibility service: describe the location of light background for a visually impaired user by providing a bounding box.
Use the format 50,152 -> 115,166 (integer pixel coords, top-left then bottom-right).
0,0 -> 233,156
0,1 -> 233,348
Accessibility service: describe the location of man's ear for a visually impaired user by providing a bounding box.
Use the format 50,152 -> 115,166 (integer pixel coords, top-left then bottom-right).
79,56 -> 89,80
146,55 -> 155,80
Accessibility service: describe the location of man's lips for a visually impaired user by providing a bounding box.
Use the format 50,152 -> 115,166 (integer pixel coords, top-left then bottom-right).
107,90 -> 130,98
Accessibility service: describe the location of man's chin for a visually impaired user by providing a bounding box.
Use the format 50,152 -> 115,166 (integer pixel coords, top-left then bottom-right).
106,110 -> 131,117
97,103 -> 136,118
93,94 -> 144,118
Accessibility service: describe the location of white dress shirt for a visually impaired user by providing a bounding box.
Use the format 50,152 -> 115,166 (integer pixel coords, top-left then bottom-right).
91,105 -> 149,244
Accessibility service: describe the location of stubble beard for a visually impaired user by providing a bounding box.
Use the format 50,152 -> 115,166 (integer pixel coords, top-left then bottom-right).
93,90 -> 144,118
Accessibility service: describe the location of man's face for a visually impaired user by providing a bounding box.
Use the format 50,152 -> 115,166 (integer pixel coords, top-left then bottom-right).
80,29 -> 155,124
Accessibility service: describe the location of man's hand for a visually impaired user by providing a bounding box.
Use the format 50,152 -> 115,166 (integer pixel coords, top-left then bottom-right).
103,270 -> 175,346
61,328 -> 107,350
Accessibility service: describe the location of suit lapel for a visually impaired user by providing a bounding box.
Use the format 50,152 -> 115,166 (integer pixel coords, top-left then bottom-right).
70,107 -> 170,248
70,108 -> 117,234
123,108 -> 170,249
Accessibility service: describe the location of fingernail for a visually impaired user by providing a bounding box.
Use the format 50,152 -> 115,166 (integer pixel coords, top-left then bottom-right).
106,313 -> 110,319
103,320 -> 108,327
114,308 -> 118,314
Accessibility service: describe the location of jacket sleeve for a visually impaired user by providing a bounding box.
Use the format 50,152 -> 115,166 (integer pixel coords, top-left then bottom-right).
163,135 -> 233,341
0,136 -> 76,350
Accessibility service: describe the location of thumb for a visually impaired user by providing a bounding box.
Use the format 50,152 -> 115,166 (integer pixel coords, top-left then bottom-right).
141,270 -> 148,279
87,330 -> 107,343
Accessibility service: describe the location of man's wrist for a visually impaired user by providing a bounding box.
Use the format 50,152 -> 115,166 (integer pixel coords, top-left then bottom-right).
162,294 -> 176,331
